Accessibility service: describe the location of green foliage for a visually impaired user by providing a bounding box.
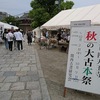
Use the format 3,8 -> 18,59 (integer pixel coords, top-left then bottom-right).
29,0 -> 74,28
61,1 -> 74,10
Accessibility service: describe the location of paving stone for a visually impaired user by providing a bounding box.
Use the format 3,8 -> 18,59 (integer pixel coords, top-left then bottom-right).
4,55 -> 11,57
27,71 -> 38,76
37,61 -> 42,70
9,64 -> 19,67
36,51 -> 42,70
19,64 -> 28,67
16,71 -> 27,76
4,76 -> 18,82
30,60 -> 36,64
6,62 -> 14,64
11,67 -> 21,71
12,90 -> 29,98
30,67 -> 37,72
0,83 -> 3,88
0,66 -> 2,70
31,74 -> 39,81
0,64 -> 9,68
14,61 -> 23,64
0,67 -> 11,71
0,83 -> 11,91
28,64 -> 37,67
0,76 -> 6,82
0,91 -> 12,100
26,81 -> 40,90
6,59 -> 14,62
31,90 -> 42,100
23,61 -> 30,64
0,59 -> 5,62
10,82 -> 25,90
38,70 -> 44,78
3,71 -> 16,76
0,71 -> 4,76
0,61 -> 5,64
11,97 -> 29,100
40,78 -> 51,100
20,76 -> 32,82
30,55 -> 35,59
41,87 -> 51,100
20,67 -> 30,71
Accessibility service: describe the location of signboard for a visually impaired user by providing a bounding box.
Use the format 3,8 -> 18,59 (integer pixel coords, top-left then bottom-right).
71,20 -> 91,27
65,26 -> 100,95
0,25 -> 4,37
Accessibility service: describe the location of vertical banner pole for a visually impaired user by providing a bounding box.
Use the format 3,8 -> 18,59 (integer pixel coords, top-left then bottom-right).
63,87 -> 67,97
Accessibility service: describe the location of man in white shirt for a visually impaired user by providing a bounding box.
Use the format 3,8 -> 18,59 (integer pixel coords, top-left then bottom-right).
6,29 -> 14,51
14,29 -> 23,50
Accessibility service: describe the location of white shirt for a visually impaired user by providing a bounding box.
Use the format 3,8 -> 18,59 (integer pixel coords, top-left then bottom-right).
67,35 -> 70,41
6,32 -> 13,41
14,31 -> 23,41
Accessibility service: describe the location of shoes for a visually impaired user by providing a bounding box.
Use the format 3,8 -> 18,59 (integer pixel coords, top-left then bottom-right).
21,49 -> 24,51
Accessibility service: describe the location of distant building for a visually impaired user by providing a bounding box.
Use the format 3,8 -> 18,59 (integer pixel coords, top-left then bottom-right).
0,11 -> 9,20
17,13 -> 32,34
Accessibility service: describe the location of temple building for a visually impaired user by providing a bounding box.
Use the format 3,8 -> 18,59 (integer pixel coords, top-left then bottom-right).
18,13 -> 32,34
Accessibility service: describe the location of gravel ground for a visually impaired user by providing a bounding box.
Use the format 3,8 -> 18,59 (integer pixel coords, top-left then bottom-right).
35,43 -> 100,100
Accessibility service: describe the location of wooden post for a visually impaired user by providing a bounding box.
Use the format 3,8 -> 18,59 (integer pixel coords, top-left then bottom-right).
63,87 -> 67,97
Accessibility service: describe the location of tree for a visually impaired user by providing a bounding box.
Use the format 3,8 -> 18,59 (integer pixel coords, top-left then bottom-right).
2,16 -> 19,26
61,1 -> 74,10
29,0 -> 74,28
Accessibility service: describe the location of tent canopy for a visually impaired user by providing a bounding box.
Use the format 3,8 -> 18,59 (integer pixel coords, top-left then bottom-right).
41,4 -> 100,30
0,22 -> 18,30
33,27 -> 41,38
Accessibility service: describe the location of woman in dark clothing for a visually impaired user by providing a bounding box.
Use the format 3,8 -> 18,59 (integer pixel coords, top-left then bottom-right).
2,29 -> 9,49
27,30 -> 33,45
57,32 -> 61,44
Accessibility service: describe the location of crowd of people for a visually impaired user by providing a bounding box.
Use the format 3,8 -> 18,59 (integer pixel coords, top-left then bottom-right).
2,28 -> 24,51
2,28 -> 36,51
57,29 -> 70,44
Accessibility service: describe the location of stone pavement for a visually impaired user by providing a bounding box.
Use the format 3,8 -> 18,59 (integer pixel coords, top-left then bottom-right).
0,41 -> 50,100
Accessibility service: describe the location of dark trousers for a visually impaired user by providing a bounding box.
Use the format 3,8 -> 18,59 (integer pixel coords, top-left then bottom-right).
17,40 -> 23,50
8,41 -> 13,51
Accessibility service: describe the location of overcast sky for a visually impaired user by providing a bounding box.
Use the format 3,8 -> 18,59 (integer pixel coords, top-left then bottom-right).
0,0 -> 100,16
0,0 -> 32,16
71,0 -> 100,8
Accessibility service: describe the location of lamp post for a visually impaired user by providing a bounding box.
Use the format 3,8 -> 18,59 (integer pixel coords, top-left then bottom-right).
55,0 -> 61,11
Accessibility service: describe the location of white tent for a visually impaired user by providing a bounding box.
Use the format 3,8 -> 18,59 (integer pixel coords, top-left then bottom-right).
0,22 -> 18,29
41,4 -> 100,30
33,27 -> 41,38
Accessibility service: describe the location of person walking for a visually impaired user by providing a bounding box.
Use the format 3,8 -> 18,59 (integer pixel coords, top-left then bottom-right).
33,31 -> 36,42
27,30 -> 33,45
57,32 -> 61,44
11,27 -> 17,50
13,30 -> 17,50
14,29 -> 23,50
6,29 -> 14,51
2,29 -> 9,49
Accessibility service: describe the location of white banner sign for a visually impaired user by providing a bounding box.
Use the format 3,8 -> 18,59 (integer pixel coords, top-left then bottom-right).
65,26 -> 100,95
71,20 -> 91,27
